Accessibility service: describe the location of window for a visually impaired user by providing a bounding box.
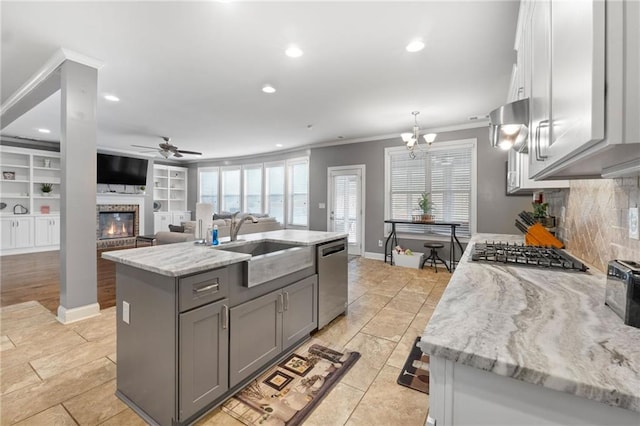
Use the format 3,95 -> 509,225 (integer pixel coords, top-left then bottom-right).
384,139 -> 476,237
287,158 -> 309,227
221,166 -> 241,212
197,156 -> 309,227
198,167 -> 219,211
265,162 -> 285,223
243,164 -> 263,213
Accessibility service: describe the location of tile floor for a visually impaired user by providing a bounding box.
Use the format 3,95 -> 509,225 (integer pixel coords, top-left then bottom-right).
0,258 -> 451,425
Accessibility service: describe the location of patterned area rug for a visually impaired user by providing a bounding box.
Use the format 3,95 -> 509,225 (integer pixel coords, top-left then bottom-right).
396,337 -> 430,394
222,343 -> 360,426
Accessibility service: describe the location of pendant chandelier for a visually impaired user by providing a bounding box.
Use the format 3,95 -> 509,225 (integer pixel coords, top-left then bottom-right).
401,111 -> 437,159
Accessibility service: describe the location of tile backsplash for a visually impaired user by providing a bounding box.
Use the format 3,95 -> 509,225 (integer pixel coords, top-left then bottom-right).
545,177 -> 640,272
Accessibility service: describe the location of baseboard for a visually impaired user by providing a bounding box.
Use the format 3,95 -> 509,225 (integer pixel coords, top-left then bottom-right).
363,251 -> 385,261
57,303 -> 101,324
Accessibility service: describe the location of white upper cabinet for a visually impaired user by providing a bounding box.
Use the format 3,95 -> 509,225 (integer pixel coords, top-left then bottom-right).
506,0 -> 568,194
524,0 -> 640,179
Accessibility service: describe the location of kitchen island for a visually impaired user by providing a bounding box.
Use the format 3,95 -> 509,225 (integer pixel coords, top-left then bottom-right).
102,230 -> 347,426
420,234 -> 640,425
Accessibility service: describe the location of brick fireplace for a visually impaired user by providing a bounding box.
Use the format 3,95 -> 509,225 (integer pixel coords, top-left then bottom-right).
96,204 -> 140,249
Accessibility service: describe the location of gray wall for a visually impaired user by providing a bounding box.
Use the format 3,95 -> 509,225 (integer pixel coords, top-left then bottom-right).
309,126 -> 532,256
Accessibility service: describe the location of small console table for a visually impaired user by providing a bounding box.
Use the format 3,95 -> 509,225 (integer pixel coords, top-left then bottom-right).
135,234 -> 156,247
384,220 -> 464,270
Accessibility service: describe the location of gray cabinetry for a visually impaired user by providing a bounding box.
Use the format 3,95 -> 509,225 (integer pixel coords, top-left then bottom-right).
179,299 -> 229,421
229,275 -> 317,387
282,276 -> 317,350
116,265 -> 232,426
229,291 -> 282,387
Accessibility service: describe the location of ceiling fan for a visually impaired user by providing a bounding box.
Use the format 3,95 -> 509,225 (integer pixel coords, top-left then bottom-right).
132,137 -> 202,159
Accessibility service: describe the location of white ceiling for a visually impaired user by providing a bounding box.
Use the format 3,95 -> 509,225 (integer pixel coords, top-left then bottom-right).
1,1 -> 519,160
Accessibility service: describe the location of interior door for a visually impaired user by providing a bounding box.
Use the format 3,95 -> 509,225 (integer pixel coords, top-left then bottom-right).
328,166 -> 364,256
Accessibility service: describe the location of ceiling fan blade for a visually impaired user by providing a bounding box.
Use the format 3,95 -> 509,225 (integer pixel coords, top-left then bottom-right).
173,152 -> 184,158
132,144 -> 158,150
176,149 -> 202,156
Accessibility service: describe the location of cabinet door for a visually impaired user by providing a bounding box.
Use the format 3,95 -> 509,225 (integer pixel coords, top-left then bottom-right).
172,212 -> 188,225
49,217 -> 60,245
34,217 -> 51,246
1,218 -> 14,249
154,213 -> 171,233
548,0 -> 605,156
179,299 -> 229,421
282,276 -> 317,351
529,0 -> 605,178
229,291 -> 282,387
13,218 -> 33,248
528,0 -> 551,178
506,150 -> 520,194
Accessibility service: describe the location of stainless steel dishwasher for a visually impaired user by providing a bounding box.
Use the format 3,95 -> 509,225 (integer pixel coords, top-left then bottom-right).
317,238 -> 348,329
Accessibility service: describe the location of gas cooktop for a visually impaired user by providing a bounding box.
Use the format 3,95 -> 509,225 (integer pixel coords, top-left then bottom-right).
471,242 -> 588,272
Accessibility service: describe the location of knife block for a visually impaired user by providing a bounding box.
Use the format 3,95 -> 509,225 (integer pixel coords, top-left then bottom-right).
525,223 -> 564,248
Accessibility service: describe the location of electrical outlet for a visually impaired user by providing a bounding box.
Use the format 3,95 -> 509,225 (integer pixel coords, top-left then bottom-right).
123,301 -> 130,324
629,207 -> 639,240
378,240 -> 383,247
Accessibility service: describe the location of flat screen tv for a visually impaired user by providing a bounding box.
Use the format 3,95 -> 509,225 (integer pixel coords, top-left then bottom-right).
97,153 -> 148,186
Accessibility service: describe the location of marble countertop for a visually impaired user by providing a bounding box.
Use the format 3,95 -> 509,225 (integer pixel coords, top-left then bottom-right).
102,230 -> 347,277
419,233 -> 640,413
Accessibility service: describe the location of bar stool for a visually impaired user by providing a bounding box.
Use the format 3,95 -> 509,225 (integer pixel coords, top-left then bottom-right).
420,242 -> 451,273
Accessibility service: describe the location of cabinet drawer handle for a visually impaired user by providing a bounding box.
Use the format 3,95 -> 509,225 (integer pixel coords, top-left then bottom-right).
278,294 -> 284,313
222,305 -> 228,329
535,119 -> 549,161
193,282 -> 219,294
283,291 -> 289,311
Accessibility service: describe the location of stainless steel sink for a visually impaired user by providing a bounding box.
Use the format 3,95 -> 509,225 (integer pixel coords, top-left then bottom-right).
217,241 -> 314,287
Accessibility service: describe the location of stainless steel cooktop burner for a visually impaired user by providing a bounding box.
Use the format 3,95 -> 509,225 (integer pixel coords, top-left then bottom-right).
471,242 -> 588,272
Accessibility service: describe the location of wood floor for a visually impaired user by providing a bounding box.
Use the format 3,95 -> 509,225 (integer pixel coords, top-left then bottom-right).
1,248 -> 120,313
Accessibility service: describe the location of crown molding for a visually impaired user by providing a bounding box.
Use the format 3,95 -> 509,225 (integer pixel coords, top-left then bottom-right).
307,121 -> 489,150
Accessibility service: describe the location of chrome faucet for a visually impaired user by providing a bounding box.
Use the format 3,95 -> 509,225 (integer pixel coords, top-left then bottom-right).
229,212 -> 259,241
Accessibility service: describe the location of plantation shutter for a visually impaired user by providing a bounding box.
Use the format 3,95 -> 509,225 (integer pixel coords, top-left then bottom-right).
334,175 -> 358,243
428,148 -> 472,236
388,145 -> 472,237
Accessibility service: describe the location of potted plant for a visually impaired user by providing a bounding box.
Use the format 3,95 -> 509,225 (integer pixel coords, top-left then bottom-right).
532,202 -> 555,228
532,202 -> 548,219
417,192 -> 434,222
40,183 -> 53,196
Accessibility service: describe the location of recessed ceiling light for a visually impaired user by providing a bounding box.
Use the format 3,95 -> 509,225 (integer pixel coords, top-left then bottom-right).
104,94 -> 120,102
37,128 -> 51,134
276,143 -> 283,148
285,46 -> 303,58
406,39 -> 425,53
262,85 -> 276,94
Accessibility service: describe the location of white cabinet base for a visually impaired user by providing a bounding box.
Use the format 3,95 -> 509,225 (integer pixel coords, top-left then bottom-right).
428,356 -> 639,426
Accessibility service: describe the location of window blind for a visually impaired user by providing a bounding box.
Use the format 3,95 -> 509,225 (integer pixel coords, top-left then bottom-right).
198,167 -> 219,212
334,174 -> 358,243
388,144 -> 472,237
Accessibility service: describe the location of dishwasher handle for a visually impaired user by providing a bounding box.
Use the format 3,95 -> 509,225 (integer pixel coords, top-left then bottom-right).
321,241 -> 346,257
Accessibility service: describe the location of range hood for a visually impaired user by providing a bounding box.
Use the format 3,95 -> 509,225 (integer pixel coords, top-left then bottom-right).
489,98 -> 529,152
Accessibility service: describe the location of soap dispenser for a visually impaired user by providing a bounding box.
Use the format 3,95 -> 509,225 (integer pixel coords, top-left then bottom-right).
212,225 -> 219,246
